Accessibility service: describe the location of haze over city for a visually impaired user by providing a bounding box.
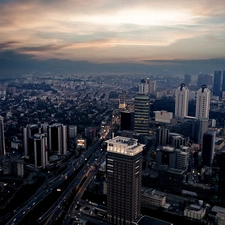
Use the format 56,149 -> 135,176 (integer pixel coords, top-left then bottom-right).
1,0 -> 225,76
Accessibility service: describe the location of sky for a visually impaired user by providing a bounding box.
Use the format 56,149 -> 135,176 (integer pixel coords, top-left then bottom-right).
0,0 -> 225,75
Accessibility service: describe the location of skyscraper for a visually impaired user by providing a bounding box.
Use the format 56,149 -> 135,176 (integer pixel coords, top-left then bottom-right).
175,83 -> 189,118
28,133 -> 48,169
197,73 -> 213,88
106,136 -> 144,225
0,116 -> 6,157
201,130 -> 216,167
156,128 -> 169,147
211,151 -> 225,207
134,94 -> 150,134
48,123 -> 68,155
120,111 -> 134,131
138,78 -> 149,94
213,71 -> 222,97
23,124 -> 39,156
184,74 -> 191,86
222,71 -> 225,92
119,91 -> 126,109
195,85 -> 210,119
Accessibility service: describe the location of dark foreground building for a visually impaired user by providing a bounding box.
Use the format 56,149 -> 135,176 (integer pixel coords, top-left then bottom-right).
106,136 -> 144,225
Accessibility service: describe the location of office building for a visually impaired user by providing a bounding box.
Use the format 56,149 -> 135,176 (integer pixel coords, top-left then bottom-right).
222,71 -> 225,92
213,71 -> 222,97
184,74 -> 191,86
158,168 -> 186,194
211,151 -> 225,207
201,130 -> 216,167
0,116 -> 6,157
146,78 -> 151,95
195,85 -> 210,120
68,125 -> 77,140
48,123 -> 68,155
150,80 -> 156,95
119,91 -> 126,109
156,128 -> 169,147
134,94 -> 150,135
175,83 -> 189,118
23,124 -> 39,156
106,136 -> 144,225
120,111 -> 134,131
155,110 -> 173,124
28,133 -> 48,169
138,78 -> 150,94
156,146 -> 176,170
197,73 -> 213,88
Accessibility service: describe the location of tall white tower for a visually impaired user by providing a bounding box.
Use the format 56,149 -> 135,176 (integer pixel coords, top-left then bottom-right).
175,83 -> 189,118
195,84 -> 211,119
138,78 -> 149,94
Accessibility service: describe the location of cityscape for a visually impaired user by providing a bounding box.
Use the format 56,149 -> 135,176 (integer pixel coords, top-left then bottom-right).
0,72 -> 225,225
1,1 -> 225,225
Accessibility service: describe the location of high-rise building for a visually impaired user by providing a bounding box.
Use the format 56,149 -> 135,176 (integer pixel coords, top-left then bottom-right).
0,116 -> 6,157
184,74 -> 191,86
28,133 -> 48,169
134,94 -> 150,134
222,71 -> 225,92
23,124 -> 39,156
106,136 -> 144,225
201,130 -> 216,167
68,125 -> 77,140
120,111 -> 134,131
156,128 -> 169,146
195,85 -> 210,119
138,79 -> 149,94
175,83 -> 189,118
197,73 -> 213,88
150,80 -> 156,95
213,71 -> 222,97
119,91 -> 126,109
211,151 -> 225,207
146,78 -> 151,95
48,123 -> 68,155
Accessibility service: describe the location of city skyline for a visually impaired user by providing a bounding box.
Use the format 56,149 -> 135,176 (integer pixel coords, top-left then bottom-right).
1,0 -> 225,75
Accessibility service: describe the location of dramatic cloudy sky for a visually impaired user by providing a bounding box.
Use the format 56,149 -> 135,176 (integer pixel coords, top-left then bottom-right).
0,0 -> 225,75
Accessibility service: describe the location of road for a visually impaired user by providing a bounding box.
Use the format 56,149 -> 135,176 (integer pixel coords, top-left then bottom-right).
5,140 -> 102,225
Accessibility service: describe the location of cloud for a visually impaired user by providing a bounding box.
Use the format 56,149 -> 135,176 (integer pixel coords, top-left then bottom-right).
0,0 -> 225,62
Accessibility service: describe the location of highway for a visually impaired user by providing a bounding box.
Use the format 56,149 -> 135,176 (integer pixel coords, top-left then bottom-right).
5,140 -> 102,225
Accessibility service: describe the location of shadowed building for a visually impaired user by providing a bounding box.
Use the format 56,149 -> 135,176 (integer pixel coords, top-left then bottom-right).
211,151 -> 225,207
213,71 -> 222,97
0,116 -> 6,157
201,130 -> 216,167
106,136 -> 144,225
134,94 -> 150,135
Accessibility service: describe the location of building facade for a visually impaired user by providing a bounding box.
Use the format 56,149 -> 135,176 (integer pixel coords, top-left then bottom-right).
120,111 -> 134,131
201,130 -> 216,167
106,136 -> 144,225
0,116 -> 6,157
28,133 -> 48,169
134,94 -> 150,135
213,71 -> 222,97
175,83 -> 189,118
195,85 -> 211,119
211,151 -> 225,207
